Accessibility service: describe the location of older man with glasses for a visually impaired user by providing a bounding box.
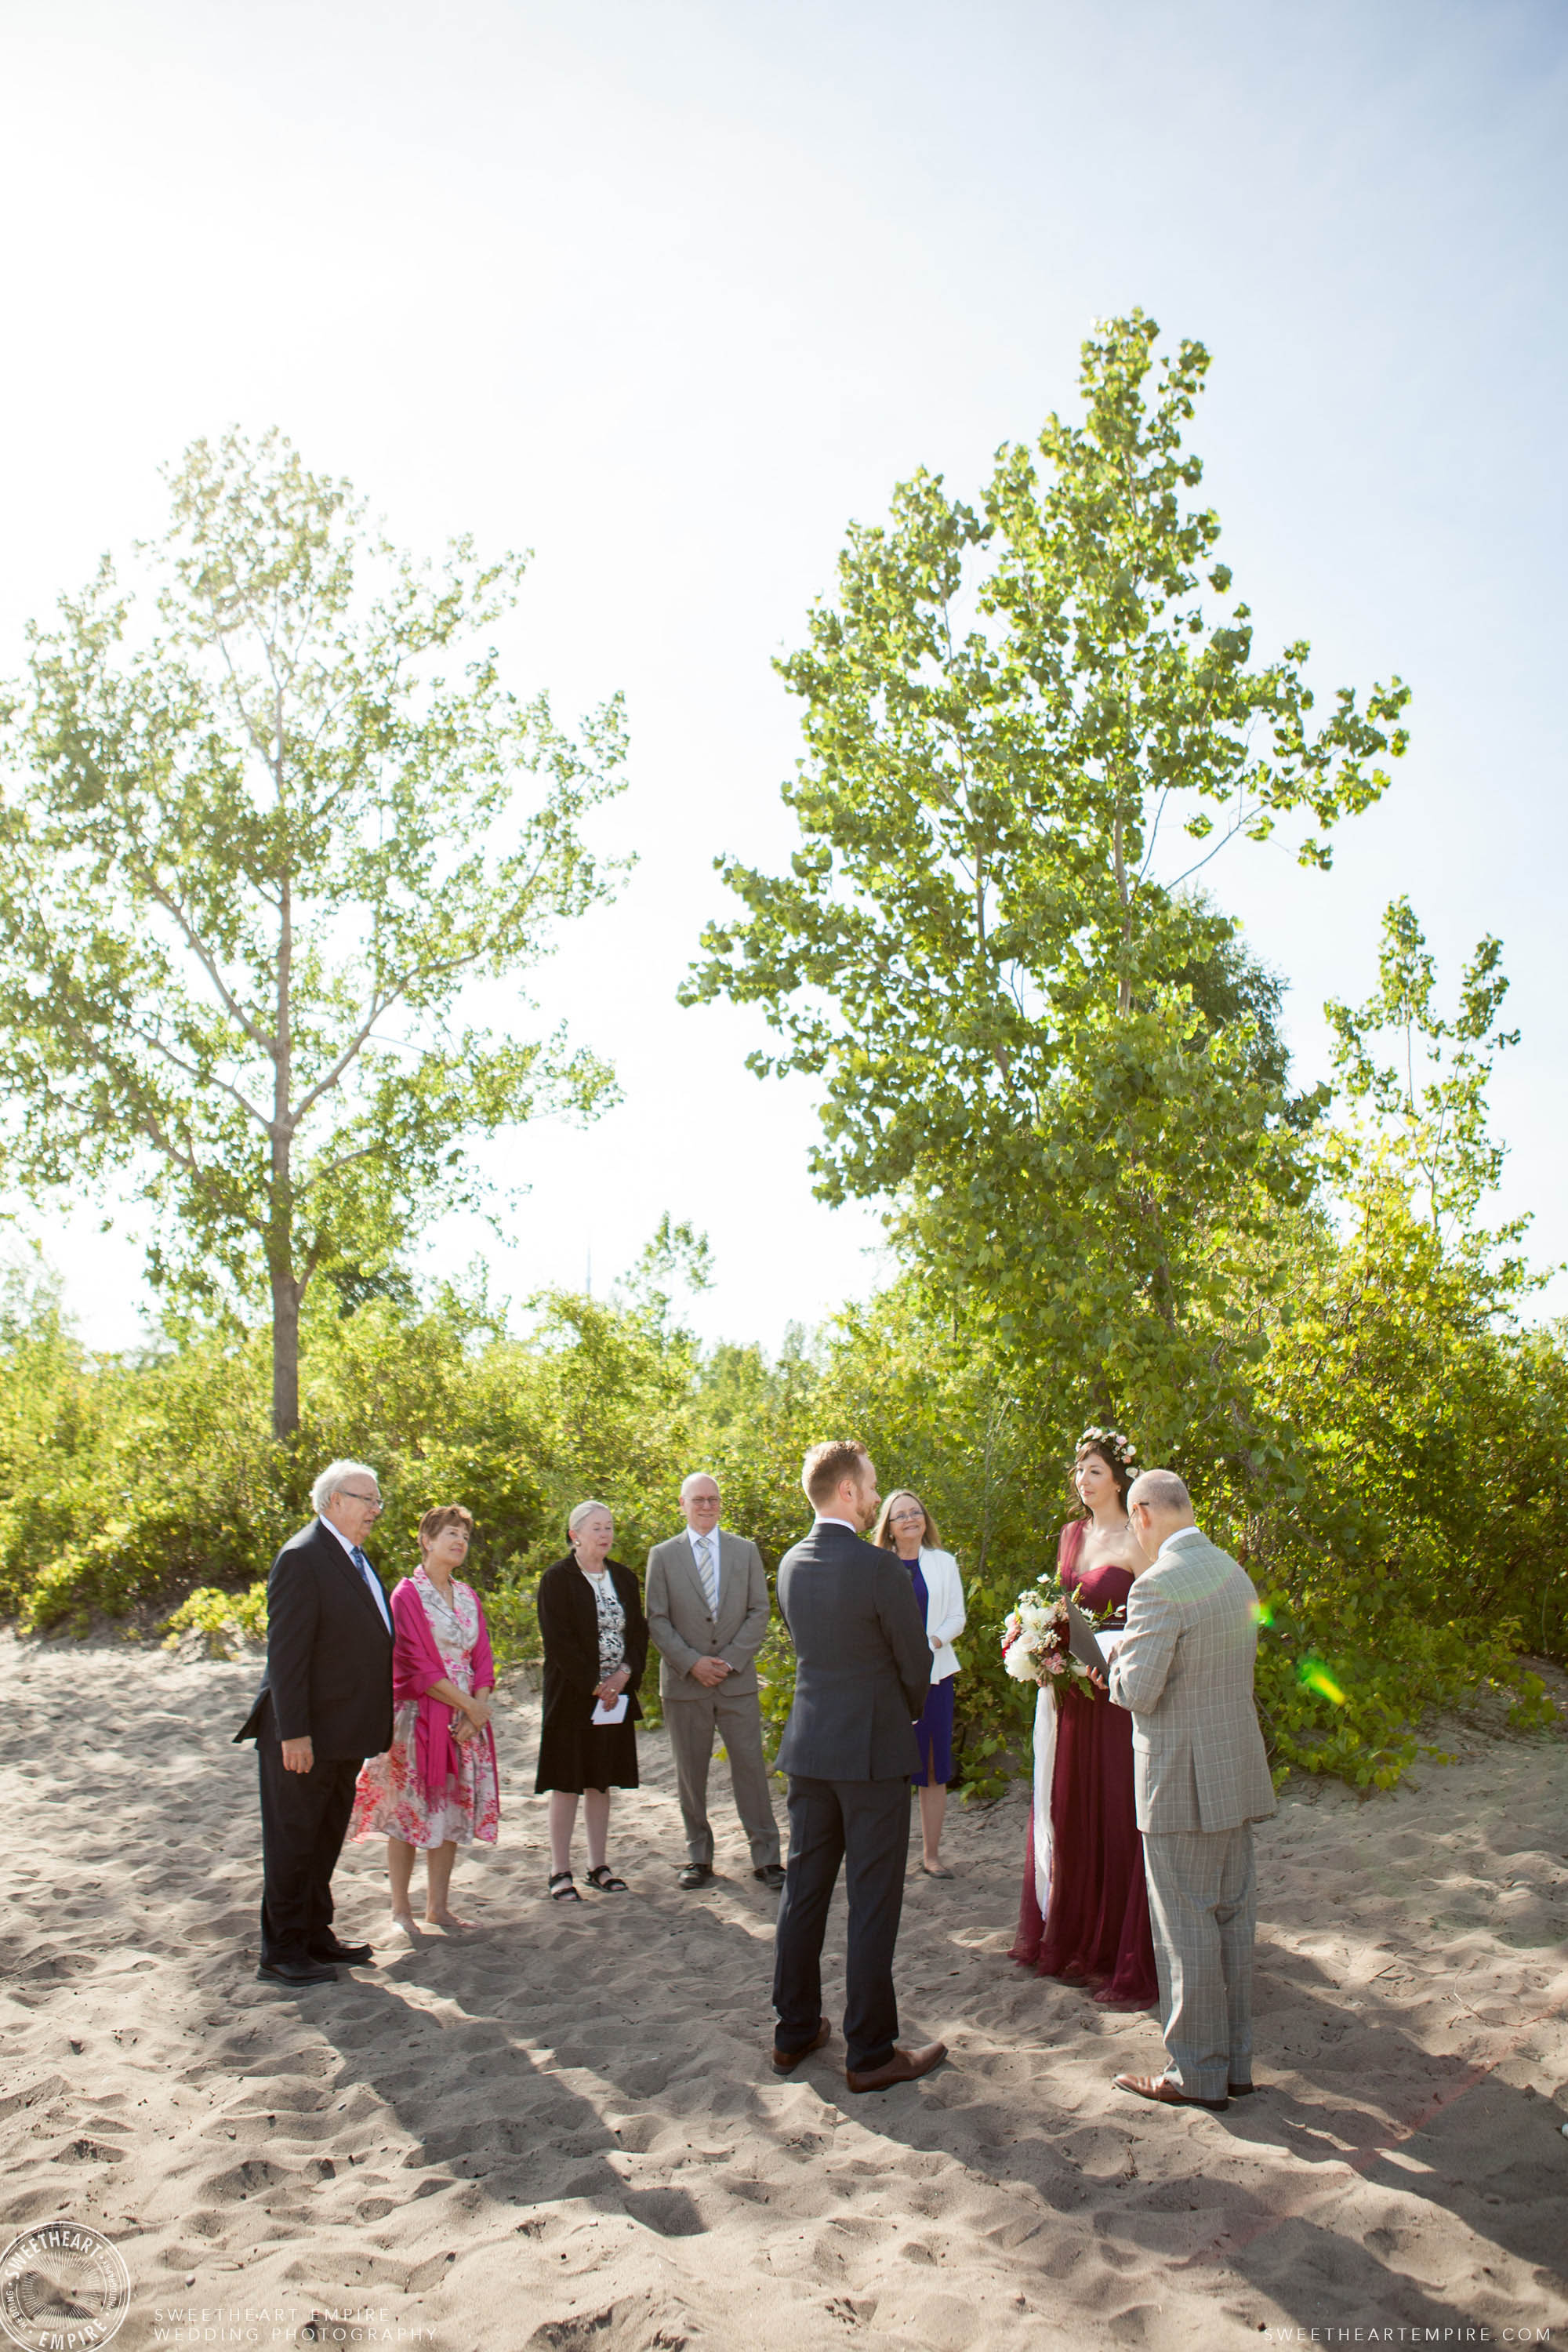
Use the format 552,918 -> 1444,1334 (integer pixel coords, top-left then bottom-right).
236,1460 -> 395,1984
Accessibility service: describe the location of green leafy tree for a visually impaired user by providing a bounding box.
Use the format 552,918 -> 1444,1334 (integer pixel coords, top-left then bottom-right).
684,312 -> 1409,1454
1325,894 -> 1525,1265
0,428 -> 628,1436
1203,911 -> 1562,1782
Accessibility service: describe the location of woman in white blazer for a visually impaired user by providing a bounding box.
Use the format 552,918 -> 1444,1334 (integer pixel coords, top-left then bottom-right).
873,1490 -> 966,1876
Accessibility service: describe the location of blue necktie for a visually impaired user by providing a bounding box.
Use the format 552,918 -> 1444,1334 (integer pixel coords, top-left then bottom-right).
350,1545 -> 390,1629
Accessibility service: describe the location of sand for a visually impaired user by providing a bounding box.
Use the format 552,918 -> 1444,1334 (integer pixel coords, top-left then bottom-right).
2,1629 -> 1566,2352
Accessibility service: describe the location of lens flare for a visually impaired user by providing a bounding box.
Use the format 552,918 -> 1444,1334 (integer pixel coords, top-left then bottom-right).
1299,1660 -> 1346,1705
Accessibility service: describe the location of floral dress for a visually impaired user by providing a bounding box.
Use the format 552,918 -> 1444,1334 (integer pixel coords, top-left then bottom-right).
350,1567 -> 501,1850
589,1569 -> 626,1682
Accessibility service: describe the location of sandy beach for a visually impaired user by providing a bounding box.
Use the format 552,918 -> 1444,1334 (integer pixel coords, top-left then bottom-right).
2,1629 -> 1566,2351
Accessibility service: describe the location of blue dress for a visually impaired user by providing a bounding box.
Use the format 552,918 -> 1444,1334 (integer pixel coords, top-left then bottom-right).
907,1557 -> 954,1784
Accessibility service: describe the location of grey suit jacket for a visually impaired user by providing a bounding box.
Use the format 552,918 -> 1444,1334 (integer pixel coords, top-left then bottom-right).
645,1529 -> 771,1702
774,1521 -> 931,1781
1108,1526 -> 1276,1835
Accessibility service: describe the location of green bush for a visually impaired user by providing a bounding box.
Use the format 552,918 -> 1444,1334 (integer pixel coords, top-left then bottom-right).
1,1223 -> 1562,1798
163,1581 -> 270,1657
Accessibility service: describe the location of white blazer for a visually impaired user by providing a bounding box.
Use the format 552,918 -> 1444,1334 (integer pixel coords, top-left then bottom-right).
912,1547 -> 965,1683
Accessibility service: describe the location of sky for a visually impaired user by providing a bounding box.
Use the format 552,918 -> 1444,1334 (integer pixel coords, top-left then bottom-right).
1,0 -> 1564,1352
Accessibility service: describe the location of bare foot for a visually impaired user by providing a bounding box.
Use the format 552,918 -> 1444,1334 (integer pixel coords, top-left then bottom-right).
423,1908 -> 475,1931
389,1911 -> 423,1942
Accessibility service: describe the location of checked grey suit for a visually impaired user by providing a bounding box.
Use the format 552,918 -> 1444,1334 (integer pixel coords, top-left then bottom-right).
1109,1525 -> 1276,2102
645,1528 -> 780,1871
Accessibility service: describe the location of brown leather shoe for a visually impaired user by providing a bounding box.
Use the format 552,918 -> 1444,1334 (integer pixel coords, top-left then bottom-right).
771,2016 -> 831,2074
845,2041 -> 947,2093
1229,2080 -> 1258,2096
1114,2071 -> 1229,2112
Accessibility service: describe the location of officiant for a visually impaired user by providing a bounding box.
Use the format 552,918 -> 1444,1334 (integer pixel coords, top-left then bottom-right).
534,1500 -> 649,1903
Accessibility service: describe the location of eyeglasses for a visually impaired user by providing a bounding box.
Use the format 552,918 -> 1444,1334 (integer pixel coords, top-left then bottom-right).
339,1490 -> 383,1512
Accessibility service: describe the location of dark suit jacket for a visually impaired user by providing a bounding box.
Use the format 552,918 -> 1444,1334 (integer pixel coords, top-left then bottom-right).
775,1521 -> 931,1781
535,1557 -> 649,1733
234,1518 -> 395,1759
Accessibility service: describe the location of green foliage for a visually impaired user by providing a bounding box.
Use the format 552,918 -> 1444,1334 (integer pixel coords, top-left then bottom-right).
0,427 -> 629,1436
0,1218 -> 1562,1795
684,313 -> 1407,1452
0,1237 -> 711,1663
163,1581 -> 269,1657
1327,894 -> 1527,1263
670,314 -> 1561,1793
1508,1672 -> 1559,1734
0,1261 -> 292,1630
0,343 -> 1559,1806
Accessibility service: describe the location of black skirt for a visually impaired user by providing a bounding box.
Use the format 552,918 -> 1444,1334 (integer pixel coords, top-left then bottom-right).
534,1710 -> 640,1795
532,1556 -> 648,1795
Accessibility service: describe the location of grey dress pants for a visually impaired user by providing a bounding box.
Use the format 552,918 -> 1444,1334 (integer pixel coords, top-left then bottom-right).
1141,1821 -> 1258,2102
666,1685 -> 781,1868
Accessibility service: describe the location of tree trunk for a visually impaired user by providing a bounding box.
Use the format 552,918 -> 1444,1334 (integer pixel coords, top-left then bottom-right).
1112,804 -> 1133,1018
271,1254 -> 300,1439
270,867 -> 298,1439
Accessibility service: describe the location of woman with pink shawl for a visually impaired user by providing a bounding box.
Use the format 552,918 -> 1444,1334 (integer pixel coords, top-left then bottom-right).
350,1504 -> 499,1936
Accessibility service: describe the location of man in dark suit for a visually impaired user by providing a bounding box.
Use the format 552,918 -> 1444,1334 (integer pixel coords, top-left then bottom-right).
235,1459 -> 394,1986
771,1439 -> 947,2093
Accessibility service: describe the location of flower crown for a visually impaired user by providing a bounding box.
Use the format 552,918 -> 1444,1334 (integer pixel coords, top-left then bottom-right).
1077,1425 -> 1138,1468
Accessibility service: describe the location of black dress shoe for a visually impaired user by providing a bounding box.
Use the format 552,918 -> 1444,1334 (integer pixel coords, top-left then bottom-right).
754,1863 -> 787,1890
310,1939 -> 373,1964
257,1957 -> 339,1986
677,1862 -> 714,1889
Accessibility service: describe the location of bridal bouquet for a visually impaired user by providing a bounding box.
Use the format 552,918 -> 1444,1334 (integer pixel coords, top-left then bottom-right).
1000,1580 -> 1095,1697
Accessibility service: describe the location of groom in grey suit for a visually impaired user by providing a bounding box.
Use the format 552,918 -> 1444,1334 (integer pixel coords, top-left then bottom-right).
1105,1468 -> 1276,2112
646,1472 -> 784,1890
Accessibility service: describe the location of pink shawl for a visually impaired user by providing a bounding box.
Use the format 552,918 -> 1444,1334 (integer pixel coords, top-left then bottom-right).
390,1573 -> 497,1804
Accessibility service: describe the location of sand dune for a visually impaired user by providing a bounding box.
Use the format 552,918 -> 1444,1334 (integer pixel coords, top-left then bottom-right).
2,1628 -> 1566,2350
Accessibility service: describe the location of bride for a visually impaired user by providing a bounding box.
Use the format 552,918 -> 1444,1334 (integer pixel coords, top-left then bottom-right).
1009,1426 -> 1157,2007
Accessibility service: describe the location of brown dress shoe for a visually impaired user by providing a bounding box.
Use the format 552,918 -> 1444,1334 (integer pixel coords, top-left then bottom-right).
1229,2080 -> 1258,2096
845,2041 -> 947,2093
1114,2071 -> 1229,2112
771,2016 -> 831,2074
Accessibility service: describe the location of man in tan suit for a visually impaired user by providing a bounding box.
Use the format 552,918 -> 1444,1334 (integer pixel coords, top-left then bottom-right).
1105,1468 -> 1276,2113
646,1472 -> 784,1890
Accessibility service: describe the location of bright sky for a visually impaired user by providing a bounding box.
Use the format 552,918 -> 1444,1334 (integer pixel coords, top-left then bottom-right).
2,0 -> 1564,1352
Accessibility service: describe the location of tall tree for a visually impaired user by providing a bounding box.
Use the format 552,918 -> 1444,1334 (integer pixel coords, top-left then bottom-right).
684,313 -> 1410,1454
1325,894 -> 1526,1268
0,429 -> 628,1436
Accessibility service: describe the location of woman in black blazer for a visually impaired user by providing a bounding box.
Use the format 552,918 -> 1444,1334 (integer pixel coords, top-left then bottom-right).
535,1499 -> 648,1902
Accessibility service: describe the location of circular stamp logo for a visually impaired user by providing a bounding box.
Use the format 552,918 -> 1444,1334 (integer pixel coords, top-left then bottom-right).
0,2223 -> 130,2351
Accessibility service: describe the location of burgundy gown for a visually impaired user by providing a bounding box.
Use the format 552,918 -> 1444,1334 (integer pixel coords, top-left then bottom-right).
1010,1519 -> 1158,2006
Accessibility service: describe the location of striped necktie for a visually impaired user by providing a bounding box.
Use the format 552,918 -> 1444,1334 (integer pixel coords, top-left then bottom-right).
695,1534 -> 718,1614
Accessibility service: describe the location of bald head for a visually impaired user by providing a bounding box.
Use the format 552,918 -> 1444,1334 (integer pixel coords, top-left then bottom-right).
1127,1468 -> 1196,1567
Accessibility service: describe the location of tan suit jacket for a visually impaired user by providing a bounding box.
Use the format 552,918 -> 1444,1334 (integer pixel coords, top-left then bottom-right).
1108,1526 -> 1276,1835
645,1530 -> 771,1704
